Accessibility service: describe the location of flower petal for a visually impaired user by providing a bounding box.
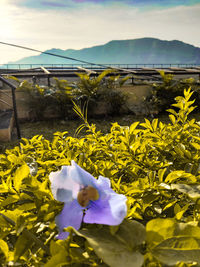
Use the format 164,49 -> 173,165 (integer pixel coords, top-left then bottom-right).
50,165 -> 80,201
96,176 -> 111,190
56,200 -> 83,239
56,188 -> 72,203
50,162 -> 100,202
71,161 -> 98,188
83,193 -> 127,226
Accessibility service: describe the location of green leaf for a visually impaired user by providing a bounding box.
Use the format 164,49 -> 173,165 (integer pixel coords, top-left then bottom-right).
45,241 -> 68,267
158,168 -> 167,183
16,215 -> 26,235
146,218 -> 176,247
14,231 -> 34,262
171,184 -> 200,199
96,69 -> 115,83
45,253 -> 68,267
1,210 -> 22,224
184,88 -> 193,101
0,195 -> 19,207
152,118 -> 158,131
71,223 -> 144,267
16,202 -> 36,211
163,200 -> 177,211
169,114 -> 176,125
167,108 -> 177,116
14,164 -> 30,191
165,171 -> 196,183
147,219 -> 200,256
113,220 -> 146,250
0,215 -> 9,228
119,75 -> 131,87
191,142 -> 200,150
0,180 -> 8,193
0,239 -> 9,259
129,122 -> 139,134
174,203 -> 189,220
140,119 -> 153,131
175,221 -> 200,238
192,135 -> 200,142
152,236 -> 200,266
7,75 -> 20,83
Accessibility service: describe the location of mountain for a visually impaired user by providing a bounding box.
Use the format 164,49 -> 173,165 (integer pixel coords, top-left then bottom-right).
8,38 -> 200,65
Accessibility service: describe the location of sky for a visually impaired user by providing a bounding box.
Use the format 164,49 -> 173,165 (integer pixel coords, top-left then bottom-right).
0,0 -> 200,64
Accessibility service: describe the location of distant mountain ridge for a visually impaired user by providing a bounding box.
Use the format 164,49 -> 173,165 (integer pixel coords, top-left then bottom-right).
8,38 -> 200,65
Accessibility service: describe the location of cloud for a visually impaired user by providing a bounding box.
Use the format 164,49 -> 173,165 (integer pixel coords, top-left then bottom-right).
41,1 -> 71,8
3,0 -> 74,10
5,0 -> 200,10
0,1 -> 200,64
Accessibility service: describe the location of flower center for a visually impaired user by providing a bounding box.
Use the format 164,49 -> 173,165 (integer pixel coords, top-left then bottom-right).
77,185 -> 99,207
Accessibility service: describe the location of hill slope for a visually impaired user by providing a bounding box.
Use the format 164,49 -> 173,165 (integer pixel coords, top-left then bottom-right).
9,38 -> 200,65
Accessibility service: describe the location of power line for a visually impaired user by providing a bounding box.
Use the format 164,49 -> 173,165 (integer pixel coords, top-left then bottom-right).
0,41 -> 111,69
0,41 -> 136,74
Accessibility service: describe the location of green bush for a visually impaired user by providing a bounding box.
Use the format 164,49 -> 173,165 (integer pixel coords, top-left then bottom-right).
1,89 -> 200,266
19,80 -> 60,120
8,75 -> 74,120
144,71 -> 200,114
74,69 -> 129,116
9,70 -> 129,120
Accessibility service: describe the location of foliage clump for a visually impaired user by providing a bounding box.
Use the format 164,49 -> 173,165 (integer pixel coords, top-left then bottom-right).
8,69 -> 129,121
144,70 -> 200,114
1,89 -> 200,266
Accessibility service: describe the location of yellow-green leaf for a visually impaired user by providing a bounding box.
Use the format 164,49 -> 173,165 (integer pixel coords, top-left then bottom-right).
0,239 -> 9,259
13,164 -> 30,191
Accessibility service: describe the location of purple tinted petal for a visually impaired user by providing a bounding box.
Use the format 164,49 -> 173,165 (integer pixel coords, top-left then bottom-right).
96,176 -> 111,190
56,188 -> 72,203
50,162 -> 100,202
56,200 -> 83,239
83,193 -> 127,226
95,175 -> 118,201
50,165 -> 80,201
71,161 -> 98,188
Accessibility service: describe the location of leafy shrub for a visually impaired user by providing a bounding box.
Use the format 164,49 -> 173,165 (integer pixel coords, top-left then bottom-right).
49,78 -> 73,119
74,69 -> 129,116
8,76 -> 73,120
144,71 -> 200,114
1,89 -> 200,266
9,70 -> 129,120
18,80 -> 58,120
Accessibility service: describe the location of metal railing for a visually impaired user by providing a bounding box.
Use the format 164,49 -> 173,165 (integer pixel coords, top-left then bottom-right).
0,63 -> 200,70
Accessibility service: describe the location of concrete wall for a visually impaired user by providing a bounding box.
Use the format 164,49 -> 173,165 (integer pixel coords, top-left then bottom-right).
0,83 -> 152,120
117,84 -> 152,115
0,89 -> 31,120
0,116 -> 13,141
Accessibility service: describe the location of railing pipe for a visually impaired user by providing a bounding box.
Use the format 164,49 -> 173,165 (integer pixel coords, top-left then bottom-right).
0,63 -> 200,70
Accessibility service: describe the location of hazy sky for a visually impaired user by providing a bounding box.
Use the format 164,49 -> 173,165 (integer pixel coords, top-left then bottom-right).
0,0 -> 200,64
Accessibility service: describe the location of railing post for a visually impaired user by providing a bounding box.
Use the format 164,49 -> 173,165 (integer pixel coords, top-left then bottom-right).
0,75 -> 21,139
11,87 -> 21,139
